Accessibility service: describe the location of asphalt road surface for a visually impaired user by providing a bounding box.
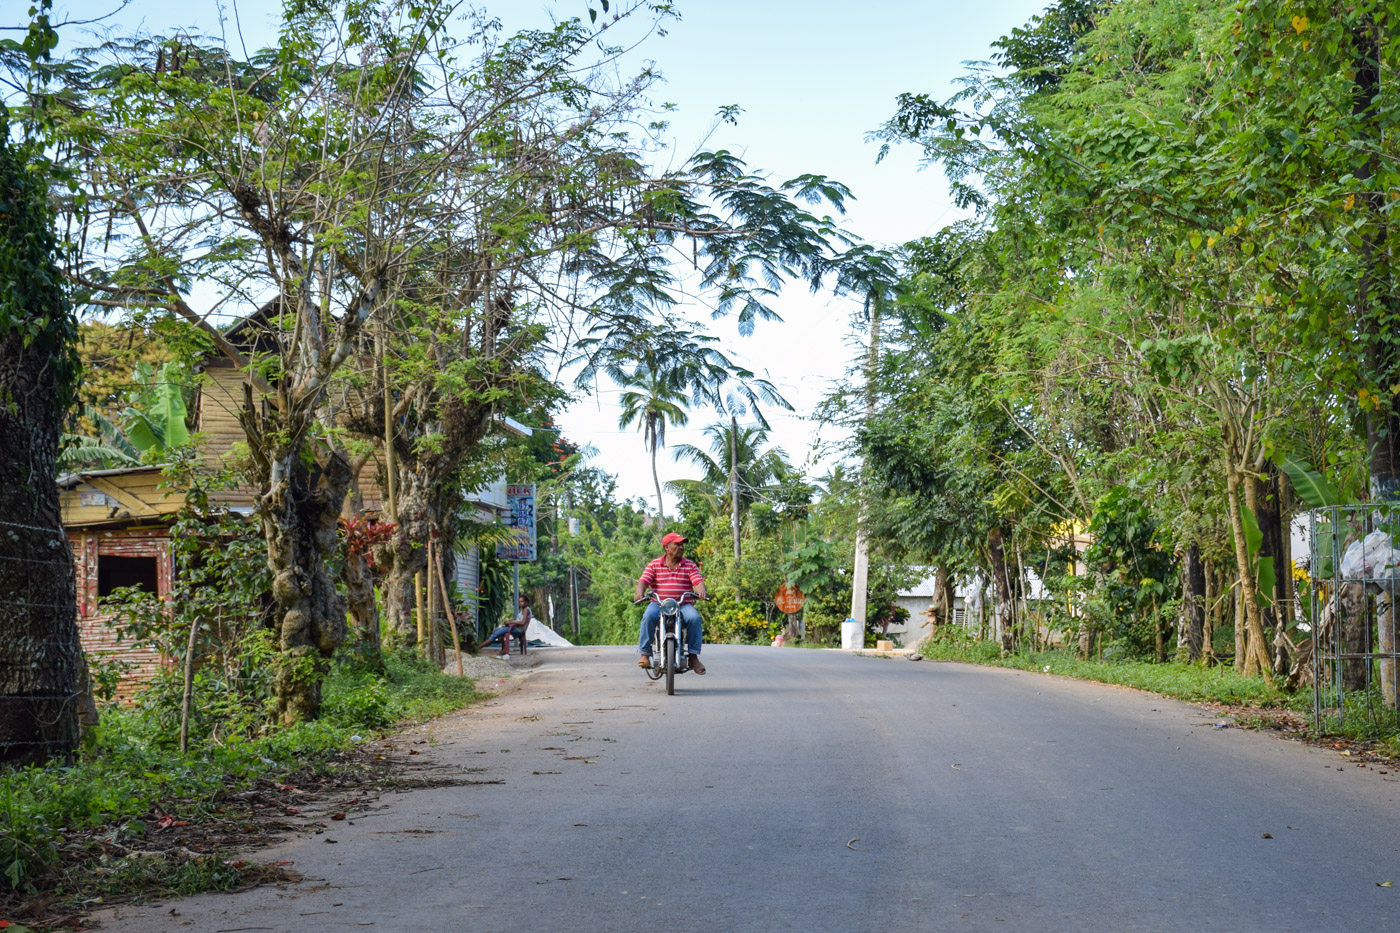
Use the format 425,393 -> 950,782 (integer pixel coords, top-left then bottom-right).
96,646 -> 1400,932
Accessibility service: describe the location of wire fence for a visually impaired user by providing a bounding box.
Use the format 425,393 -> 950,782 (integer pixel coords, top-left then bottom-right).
1310,504 -> 1400,733
0,517 -> 89,763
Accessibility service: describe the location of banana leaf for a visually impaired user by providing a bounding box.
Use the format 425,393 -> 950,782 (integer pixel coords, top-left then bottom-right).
122,364 -> 190,452
1280,456 -> 1343,509
1255,556 -> 1276,610
1240,501 -> 1263,560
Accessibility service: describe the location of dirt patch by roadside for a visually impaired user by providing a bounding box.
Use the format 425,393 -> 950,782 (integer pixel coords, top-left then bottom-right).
1202,700 -> 1400,771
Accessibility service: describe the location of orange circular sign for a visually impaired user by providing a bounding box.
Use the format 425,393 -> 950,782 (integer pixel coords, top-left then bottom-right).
775,583 -> 806,614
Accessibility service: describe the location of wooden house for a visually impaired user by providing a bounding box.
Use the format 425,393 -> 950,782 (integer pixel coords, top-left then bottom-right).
59,466 -> 184,691
62,312 -> 527,692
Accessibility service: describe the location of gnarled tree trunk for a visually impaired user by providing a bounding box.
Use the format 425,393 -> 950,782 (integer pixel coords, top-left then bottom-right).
259,448 -> 353,724
0,134 -> 90,765
241,382 -> 355,723
341,547 -> 382,668
931,564 -> 952,629
340,457 -> 384,670
1225,467 -> 1272,677
375,468 -> 432,646
987,528 -> 1017,655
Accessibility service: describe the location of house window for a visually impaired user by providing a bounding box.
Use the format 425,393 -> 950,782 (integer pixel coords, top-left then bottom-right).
98,555 -> 160,598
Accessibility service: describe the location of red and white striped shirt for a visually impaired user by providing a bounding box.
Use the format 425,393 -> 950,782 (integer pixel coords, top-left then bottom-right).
639,556 -> 704,603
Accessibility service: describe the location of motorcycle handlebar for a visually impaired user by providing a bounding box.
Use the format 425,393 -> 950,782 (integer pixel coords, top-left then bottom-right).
634,591 -> 703,605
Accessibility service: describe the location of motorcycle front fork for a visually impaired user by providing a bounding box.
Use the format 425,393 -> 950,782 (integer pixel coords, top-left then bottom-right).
653,620 -> 686,670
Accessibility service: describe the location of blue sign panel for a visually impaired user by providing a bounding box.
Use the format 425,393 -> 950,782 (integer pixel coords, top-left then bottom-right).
497,484 -> 537,561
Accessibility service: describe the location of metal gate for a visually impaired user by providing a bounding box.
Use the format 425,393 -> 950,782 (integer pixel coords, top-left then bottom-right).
1309,505 -> 1400,732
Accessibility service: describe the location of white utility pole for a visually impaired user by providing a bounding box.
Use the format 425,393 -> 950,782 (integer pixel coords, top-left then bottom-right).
844,301 -> 881,649
730,413 -> 741,563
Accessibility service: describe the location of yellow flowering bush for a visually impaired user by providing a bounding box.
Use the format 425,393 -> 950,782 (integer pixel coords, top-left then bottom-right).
703,595 -> 779,644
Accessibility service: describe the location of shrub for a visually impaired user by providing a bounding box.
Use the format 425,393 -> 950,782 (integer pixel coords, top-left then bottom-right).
703,594 -> 778,644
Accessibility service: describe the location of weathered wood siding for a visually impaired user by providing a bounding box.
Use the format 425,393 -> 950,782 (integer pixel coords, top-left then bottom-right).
59,469 -> 182,526
198,362 -> 257,511
197,360 -> 390,515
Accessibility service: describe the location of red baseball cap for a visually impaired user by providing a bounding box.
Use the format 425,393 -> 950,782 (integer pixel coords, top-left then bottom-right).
661,532 -> 687,546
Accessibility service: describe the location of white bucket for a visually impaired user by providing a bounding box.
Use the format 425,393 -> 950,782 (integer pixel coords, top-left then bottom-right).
840,619 -> 863,650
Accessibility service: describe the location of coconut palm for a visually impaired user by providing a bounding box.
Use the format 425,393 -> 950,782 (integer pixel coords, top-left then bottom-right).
617,361 -> 690,522
583,316 -> 794,524
667,421 -> 796,557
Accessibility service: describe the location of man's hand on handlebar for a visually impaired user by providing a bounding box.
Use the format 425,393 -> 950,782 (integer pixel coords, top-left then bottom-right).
633,590 -> 705,605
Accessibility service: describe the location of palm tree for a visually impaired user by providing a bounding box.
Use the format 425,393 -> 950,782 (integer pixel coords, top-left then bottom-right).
574,319 -> 792,426
579,316 -> 794,526
668,421 -> 792,559
617,361 -> 690,523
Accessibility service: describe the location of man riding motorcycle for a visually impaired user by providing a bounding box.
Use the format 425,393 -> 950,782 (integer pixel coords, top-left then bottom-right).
634,532 -> 708,675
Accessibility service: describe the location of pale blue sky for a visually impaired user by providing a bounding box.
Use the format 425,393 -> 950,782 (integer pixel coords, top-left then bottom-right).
41,0 -> 1050,508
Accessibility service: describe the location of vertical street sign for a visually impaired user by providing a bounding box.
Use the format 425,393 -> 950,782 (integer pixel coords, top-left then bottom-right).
499,484 -> 536,624
498,484 -> 537,562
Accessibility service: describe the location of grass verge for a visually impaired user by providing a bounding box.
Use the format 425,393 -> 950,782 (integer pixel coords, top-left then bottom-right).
918,636 -> 1290,706
1,651 -> 487,930
917,633 -> 1400,759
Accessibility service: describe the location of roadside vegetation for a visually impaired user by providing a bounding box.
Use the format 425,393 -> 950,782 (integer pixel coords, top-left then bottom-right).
838,0 -> 1400,756
3,0 -> 1399,924
1,651 -> 483,927
916,632 -> 1400,758
918,631 -> 1288,707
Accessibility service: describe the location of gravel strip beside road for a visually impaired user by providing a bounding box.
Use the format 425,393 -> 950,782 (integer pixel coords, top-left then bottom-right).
443,649 -> 543,681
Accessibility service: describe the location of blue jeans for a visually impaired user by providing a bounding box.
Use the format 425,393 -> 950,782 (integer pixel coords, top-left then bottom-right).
484,625 -> 523,650
639,602 -> 702,657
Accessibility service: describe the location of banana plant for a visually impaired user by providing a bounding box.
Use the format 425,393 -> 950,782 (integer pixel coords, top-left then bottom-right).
1239,500 -> 1276,611
1279,455 -> 1359,581
1279,456 -> 1345,510
121,362 -> 190,454
58,406 -> 139,470
57,434 -> 139,470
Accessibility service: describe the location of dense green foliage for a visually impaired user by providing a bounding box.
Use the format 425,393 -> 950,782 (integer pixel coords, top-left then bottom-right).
857,0 -> 1399,685
12,0 -> 865,721
0,121 -> 78,423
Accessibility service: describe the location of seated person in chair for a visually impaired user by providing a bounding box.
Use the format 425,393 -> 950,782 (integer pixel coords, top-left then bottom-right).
483,596 -> 531,658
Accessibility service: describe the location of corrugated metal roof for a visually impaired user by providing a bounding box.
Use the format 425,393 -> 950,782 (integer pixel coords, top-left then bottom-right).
55,465 -> 162,488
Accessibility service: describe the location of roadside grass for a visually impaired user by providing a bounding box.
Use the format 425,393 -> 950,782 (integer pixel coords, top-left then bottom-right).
917,634 -> 1400,756
1,651 -> 486,927
1319,690 -> 1400,757
917,634 -> 1291,706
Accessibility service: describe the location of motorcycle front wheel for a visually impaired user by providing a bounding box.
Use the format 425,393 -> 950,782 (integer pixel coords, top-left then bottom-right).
664,638 -> 676,695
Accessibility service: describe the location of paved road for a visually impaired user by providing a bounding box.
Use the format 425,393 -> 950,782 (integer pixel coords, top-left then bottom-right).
98,646 -> 1400,932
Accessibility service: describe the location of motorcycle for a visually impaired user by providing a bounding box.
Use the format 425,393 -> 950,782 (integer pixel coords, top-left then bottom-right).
637,591 -> 698,695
